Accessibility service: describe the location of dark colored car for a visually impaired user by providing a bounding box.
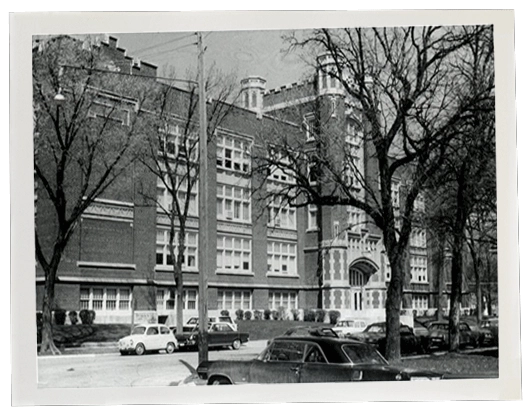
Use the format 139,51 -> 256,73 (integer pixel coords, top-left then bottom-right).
281,326 -> 340,338
196,336 -> 443,385
349,322 -> 425,356
477,318 -> 498,346
426,321 -> 481,351
174,322 -> 249,350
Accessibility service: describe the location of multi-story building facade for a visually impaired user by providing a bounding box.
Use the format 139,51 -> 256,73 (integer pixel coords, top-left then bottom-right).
35,36 -> 433,325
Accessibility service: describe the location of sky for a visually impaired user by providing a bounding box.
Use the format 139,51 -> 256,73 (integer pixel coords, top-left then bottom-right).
111,30 -> 314,92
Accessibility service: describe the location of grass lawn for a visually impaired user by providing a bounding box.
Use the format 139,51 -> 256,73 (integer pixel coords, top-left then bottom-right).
401,352 -> 499,377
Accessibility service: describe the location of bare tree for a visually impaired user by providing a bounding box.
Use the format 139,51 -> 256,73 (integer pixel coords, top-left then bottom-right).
138,68 -> 239,333
33,36 -> 151,354
254,26 -> 490,360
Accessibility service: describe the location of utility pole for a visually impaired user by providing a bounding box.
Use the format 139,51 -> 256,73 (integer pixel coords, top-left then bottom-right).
197,31 -> 209,364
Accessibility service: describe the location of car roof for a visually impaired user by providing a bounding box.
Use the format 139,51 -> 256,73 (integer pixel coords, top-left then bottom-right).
273,335 -> 365,346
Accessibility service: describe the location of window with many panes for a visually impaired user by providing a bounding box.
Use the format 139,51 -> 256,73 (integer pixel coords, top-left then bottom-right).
217,290 -> 252,310
347,206 -> 364,233
410,255 -> 428,283
267,241 -> 297,275
216,235 -> 252,272
269,290 -> 298,310
410,228 -> 427,248
79,287 -> 131,311
216,184 -> 251,222
156,228 -> 198,270
412,294 -> 429,310
216,134 -> 251,173
156,288 -> 198,310
267,149 -> 296,184
268,198 -> 296,229
156,175 -> 198,216
158,123 -> 198,160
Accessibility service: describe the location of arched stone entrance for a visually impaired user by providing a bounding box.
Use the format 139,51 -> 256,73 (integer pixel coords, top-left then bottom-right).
349,257 -> 379,311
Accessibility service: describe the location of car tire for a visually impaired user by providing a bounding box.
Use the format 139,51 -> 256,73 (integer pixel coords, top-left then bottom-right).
208,377 -> 232,385
231,339 -> 241,350
135,343 -> 146,356
120,351 -> 128,356
166,342 -> 176,354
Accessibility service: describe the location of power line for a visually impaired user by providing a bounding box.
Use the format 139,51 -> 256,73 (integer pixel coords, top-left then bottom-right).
138,42 -> 197,60
128,33 -> 195,56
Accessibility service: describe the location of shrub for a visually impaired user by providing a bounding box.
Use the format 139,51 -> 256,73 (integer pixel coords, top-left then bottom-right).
277,306 -> 288,320
263,309 -> 271,320
291,309 -> 300,321
68,310 -> 79,325
220,310 -> 230,317
244,310 -> 253,320
79,309 -> 96,325
328,310 -> 341,325
315,309 -> 326,322
253,310 -> 263,320
54,309 -> 66,325
271,310 -> 280,320
303,309 -> 316,322
235,309 -> 244,320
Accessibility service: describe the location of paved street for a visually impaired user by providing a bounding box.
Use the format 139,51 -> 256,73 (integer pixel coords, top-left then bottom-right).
37,340 -> 268,388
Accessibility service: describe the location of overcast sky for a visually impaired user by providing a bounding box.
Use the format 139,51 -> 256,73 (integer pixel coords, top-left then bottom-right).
111,30 -> 315,92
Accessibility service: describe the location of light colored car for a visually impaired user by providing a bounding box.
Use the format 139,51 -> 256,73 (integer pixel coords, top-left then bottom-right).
333,319 -> 367,337
119,324 -> 178,356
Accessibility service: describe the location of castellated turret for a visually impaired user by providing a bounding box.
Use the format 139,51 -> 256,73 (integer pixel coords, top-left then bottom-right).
317,54 -> 345,96
240,76 -> 267,115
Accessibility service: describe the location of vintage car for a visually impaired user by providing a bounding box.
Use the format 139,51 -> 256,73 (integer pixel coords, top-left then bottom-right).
118,324 -> 178,356
183,316 -> 238,331
349,322 -> 425,356
426,321 -> 481,351
281,326 -> 340,338
196,336 -> 443,385
477,318 -> 498,346
175,322 -> 249,350
333,319 -> 368,337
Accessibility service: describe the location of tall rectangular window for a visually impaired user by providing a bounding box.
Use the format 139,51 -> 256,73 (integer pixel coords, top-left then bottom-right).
216,184 -> 251,222
267,241 -> 297,275
217,235 -> 252,272
157,175 -> 198,216
268,198 -> 296,229
216,134 -> 251,173
156,228 -> 198,270
307,205 -> 318,230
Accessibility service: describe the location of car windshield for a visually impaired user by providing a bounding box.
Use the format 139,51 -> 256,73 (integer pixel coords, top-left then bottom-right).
342,344 -> 388,365
429,323 -> 448,331
187,318 -> 198,325
366,324 -> 385,334
131,326 -> 146,335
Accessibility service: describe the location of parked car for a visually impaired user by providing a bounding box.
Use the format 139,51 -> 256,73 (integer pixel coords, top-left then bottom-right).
426,321 -> 481,351
175,322 -> 249,350
281,326 -> 340,338
118,324 -> 177,356
477,318 -> 498,346
333,319 -> 367,337
349,322 -> 425,356
196,336 -> 443,385
184,316 -> 237,331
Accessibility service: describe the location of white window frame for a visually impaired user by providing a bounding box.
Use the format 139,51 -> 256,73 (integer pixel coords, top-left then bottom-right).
267,241 -> 297,275
268,198 -> 296,229
157,288 -> 198,311
157,175 -> 198,216
217,290 -> 252,310
216,235 -> 252,272
216,134 -> 251,173
79,286 -> 132,311
303,114 -> 316,142
156,228 -> 198,271
307,204 -> 318,230
268,290 -> 298,310
217,184 -> 251,223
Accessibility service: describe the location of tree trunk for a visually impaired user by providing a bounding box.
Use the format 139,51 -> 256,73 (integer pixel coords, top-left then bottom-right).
385,253 -> 405,361
436,235 -> 446,321
39,259 -> 61,355
316,204 -> 324,309
175,226 -> 186,334
449,235 -> 464,352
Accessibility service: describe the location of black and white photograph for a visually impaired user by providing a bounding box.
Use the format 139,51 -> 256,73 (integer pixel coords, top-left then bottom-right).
10,9 -> 521,406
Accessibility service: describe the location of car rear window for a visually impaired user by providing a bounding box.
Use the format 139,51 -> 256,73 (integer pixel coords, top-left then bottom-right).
132,326 -> 146,335
342,344 -> 387,365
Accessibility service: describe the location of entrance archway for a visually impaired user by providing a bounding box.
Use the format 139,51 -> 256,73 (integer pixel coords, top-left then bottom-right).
349,258 -> 379,311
